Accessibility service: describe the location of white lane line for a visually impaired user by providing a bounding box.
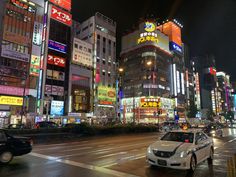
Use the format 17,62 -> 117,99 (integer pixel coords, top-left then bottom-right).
61,147 -> 92,152
30,152 -> 139,177
35,141 -> 89,148
228,138 -> 236,143
98,152 -> 128,159
101,154 -> 146,168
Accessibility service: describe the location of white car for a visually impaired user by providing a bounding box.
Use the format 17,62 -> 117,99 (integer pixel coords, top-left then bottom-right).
146,129 -> 214,172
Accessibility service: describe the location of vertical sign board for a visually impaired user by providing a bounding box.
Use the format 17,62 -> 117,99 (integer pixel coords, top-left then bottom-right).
50,0 -> 71,11
51,6 -> 72,26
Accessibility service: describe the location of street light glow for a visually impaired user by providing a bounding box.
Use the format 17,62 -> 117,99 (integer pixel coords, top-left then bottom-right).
119,68 -> 124,72
147,61 -> 152,66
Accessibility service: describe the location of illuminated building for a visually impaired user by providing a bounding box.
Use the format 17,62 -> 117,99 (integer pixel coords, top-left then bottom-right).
38,0 -> 72,122
216,71 -> 234,114
157,20 -> 186,118
0,0 -> 44,127
120,20 -> 177,123
75,13 -> 117,121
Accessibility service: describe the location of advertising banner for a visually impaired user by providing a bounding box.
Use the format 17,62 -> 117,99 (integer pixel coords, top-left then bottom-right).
48,40 -> 67,54
50,0 -> 71,11
0,86 -> 29,96
140,97 -> 161,108
0,96 -> 23,106
1,44 -> 30,62
30,55 -> 40,76
45,85 -> 64,96
72,38 -> 93,67
98,86 -> 116,105
50,100 -> 64,116
47,70 -> 65,81
32,22 -> 43,46
47,54 -> 66,67
51,6 -> 72,26
169,41 -> 182,53
3,30 -> 30,46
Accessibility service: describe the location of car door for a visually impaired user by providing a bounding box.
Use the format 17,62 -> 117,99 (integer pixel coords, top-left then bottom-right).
201,133 -> 212,159
195,132 -> 206,162
0,131 -> 7,153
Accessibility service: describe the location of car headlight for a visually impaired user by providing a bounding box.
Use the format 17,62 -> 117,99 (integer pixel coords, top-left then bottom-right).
179,150 -> 191,158
147,146 -> 152,154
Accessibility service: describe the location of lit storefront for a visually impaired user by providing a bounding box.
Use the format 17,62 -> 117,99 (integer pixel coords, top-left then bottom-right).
121,97 -> 175,124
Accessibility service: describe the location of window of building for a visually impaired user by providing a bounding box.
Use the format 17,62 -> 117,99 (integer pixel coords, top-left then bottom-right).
82,26 -> 88,31
97,34 -> 100,39
74,43 -> 78,49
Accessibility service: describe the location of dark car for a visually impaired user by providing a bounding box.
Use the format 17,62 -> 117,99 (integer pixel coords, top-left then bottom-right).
35,121 -> 58,129
7,124 -> 25,129
203,123 -> 223,137
0,129 -> 32,164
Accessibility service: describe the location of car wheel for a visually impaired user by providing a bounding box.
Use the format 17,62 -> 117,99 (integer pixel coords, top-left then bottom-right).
207,148 -> 214,164
189,155 -> 196,172
0,151 -> 13,164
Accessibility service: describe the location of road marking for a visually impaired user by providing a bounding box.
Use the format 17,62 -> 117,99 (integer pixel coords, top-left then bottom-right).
101,154 -> 146,168
98,152 -> 128,159
228,138 -> 236,143
30,152 -> 139,177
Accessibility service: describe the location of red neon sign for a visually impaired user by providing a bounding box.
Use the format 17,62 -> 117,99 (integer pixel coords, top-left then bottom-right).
51,6 -> 72,26
47,54 -> 66,67
50,0 -> 71,11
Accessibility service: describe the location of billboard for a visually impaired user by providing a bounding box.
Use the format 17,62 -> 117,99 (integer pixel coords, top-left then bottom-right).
0,86 -> 29,96
47,54 -> 66,67
169,41 -> 182,53
30,55 -> 40,76
46,70 -> 65,81
98,86 -> 116,105
1,43 -> 30,62
3,30 -> 30,46
50,100 -> 64,116
48,40 -> 67,54
72,38 -> 93,67
50,0 -> 71,11
140,97 -> 161,108
0,96 -> 23,106
45,85 -> 64,96
160,21 -> 182,47
32,22 -> 43,46
51,6 -> 72,26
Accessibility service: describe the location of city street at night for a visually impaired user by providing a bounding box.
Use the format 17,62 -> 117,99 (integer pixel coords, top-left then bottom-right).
1,128 -> 236,177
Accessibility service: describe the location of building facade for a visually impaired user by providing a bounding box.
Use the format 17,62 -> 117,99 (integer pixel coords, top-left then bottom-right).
76,12 -> 117,122
0,0 -> 44,127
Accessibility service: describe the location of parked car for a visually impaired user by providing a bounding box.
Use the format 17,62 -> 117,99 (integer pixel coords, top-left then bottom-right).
0,129 -> 32,164
146,129 -> 214,172
35,121 -> 58,129
7,124 -> 25,129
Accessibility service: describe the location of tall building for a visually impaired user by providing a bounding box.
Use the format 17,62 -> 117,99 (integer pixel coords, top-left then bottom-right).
157,20 -> 186,118
191,55 -> 218,116
76,12 -> 117,122
0,0 -> 44,127
38,0 -> 72,122
66,21 -> 94,122
120,20 -> 177,123
216,71 -> 233,114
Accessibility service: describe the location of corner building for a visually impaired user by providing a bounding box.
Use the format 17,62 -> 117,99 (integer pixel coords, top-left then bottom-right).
120,20 -> 176,123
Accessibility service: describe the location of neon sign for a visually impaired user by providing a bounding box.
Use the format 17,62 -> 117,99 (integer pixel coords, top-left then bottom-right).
144,22 -> 156,32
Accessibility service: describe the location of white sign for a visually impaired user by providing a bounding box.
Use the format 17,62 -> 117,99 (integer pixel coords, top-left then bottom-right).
1,45 -> 30,62
72,38 -> 93,67
32,22 -> 43,46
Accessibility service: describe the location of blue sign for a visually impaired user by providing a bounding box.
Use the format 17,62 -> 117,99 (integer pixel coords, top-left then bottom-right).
50,100 -> 64,116
169,41 -> 182,53
48,40 -> 67,54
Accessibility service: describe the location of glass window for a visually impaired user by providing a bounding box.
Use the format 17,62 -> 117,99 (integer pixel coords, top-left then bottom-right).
0,131 -> 6,142
161,132 -> 194,143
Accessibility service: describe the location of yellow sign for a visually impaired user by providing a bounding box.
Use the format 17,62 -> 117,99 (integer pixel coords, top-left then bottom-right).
137,36 -> 159,44
0,96 -> 23,106
144,22 -> 156,32
140,98 -> 161,108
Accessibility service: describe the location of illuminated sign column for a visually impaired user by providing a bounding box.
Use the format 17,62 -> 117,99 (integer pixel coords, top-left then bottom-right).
195,73 -> 201,109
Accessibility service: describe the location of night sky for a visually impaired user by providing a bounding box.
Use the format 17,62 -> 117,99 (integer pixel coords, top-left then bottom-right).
72,0 -> 236,81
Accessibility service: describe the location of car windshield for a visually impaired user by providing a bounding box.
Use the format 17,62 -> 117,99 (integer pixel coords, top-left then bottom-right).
161,132 -> 194,143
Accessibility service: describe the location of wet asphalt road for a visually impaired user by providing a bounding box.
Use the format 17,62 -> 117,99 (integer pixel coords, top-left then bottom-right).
1,128 -> 236,177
